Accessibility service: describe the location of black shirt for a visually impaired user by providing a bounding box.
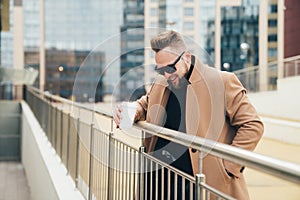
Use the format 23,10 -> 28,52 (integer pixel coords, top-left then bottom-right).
153,55 -> 195,175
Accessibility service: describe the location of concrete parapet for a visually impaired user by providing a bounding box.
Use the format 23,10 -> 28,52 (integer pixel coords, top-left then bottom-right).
21,101 -> 84,200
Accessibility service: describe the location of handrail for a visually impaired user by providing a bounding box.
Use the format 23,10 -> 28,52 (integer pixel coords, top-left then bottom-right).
27,86 -> 113,118
27,86 -> 300,186
232,54 -> 300,92
136,122 -> 300,185
231,65 -> 258,74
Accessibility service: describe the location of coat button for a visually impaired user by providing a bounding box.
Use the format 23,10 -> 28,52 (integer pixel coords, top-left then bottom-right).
191,148 -> 197,153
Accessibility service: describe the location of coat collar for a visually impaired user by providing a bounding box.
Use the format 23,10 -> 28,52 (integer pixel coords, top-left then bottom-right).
189,57 -> 203,84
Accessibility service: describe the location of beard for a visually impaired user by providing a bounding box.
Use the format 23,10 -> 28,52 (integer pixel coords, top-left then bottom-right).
167,75 -> 189,89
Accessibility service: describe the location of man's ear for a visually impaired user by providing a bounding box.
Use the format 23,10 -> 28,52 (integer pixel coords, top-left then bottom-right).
184,51 -> 192,64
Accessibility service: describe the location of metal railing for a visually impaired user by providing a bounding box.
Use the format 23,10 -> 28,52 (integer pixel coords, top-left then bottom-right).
233,54 -> 300,92
25,86 -> 300,200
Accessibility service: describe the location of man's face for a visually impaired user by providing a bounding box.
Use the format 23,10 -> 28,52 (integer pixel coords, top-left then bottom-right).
155,50 -> 189,89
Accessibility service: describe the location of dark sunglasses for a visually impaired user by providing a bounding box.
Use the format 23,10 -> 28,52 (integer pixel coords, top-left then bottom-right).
154,51 -> 185,75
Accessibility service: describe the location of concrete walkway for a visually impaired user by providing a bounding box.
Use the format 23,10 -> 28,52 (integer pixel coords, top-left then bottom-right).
0,162 -> 30,200
245,137 -> 300,200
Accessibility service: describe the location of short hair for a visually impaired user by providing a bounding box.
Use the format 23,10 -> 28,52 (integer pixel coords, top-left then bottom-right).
150,30 -> 187,54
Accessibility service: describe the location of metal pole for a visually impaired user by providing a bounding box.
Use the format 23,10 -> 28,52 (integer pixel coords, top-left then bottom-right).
199,151 -> 203,174
75,117 -> 80,187
195,173 -> 206,200
66,112 -> 71,173
60,109 -> 63,158
107,131 -> 114,200
88,123 -> 95,200
49,98 -> 53,144
54,107 -> 58,151
138,146 -> 145,200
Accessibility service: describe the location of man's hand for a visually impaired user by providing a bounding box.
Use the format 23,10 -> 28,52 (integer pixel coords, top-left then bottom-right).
113,104 -> 123,128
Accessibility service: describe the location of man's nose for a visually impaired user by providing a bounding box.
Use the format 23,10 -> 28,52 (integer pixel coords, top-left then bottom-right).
163,72 -> 172,79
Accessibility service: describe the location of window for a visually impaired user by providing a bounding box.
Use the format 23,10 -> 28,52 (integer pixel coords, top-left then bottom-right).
268,19 -> 277,27
151,8 -> 157,16
150,22 -> 157,27
184,7 -> 194,16
268,48 -> 277,57
268,35 -> 277,42
269,5 -> 278,13
184,21 -> 194,30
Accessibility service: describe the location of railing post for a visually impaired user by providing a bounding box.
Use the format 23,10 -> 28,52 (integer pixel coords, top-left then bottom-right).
138,146 -> 145,200
49,99 -> 53,143
47,101 -> 51,138
75,117 -> 80,187
60,109 -> 63,158
107,128 -> 114,200
195,173 -> 206,200
295,60 -> 298,75
195,151 -> 205,199
54,107 -> 58,151
88,123 -> 95,200
66,112 -> 71,173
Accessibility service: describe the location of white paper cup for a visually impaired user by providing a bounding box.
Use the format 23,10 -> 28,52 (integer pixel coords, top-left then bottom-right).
119,102 -> 138,130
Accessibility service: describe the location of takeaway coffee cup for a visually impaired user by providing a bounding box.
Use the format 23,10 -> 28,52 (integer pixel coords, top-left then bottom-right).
119,102 -> 138,130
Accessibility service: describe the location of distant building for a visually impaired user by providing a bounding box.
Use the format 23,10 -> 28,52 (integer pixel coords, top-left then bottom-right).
120,0 -> 145,101
2,0 -> 123,100
45,49 -> 105,102
284,0 -> 300,58
268,0 -> 278,62
206,2 -> 259,72
25,49 -> 105,102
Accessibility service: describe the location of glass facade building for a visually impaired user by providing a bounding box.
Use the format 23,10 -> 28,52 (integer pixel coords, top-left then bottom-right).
268,0 -> 278,62
44,0 -> 122,101
2,0 -> 123,101
120,0 -> 145,101
206,0 -> 260,71
1,0 -> 14,67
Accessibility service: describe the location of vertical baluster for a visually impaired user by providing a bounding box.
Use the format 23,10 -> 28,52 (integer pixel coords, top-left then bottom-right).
88,123 -> 94,200
66,113 -> 71,173
161,167 -> 164,199
205,190 -> 210,200
150,161 -> 153,200
155,162 -> 158,200
167,169 -> 171,200
174,173 -> 178,200
107,131 -> 114,200
75,116 -> 80,187
144,157 -> 148,199
190,181 -> 193,200
138,147 -> 147,199
181,177 -> 185,200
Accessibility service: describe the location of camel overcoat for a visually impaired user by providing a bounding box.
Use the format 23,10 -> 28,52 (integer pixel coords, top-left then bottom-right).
135,58 -> 264,199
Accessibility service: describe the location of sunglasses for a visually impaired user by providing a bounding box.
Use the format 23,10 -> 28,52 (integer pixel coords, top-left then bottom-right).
154,51 -> 185,75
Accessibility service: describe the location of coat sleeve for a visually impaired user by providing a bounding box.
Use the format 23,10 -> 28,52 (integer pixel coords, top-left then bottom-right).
135,94 -> 148,121
223,73 -> 264,178
134,83 -> 155,122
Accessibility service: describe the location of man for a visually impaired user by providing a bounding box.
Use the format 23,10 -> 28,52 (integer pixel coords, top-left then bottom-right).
114,30 -> 264,199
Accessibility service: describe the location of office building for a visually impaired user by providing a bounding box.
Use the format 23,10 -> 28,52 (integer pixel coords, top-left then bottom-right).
120,0 -> 145,101
206,1 -> 259,72
284,0 -> 300,58
268,0 -> 278,62
2,0 -> 123,101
